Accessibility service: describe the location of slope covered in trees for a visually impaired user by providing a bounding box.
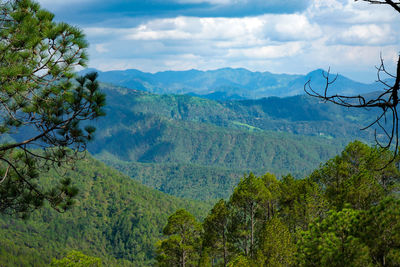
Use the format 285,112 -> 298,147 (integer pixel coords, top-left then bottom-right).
157,141 -> 400,266
85,83 -> 377,200
0,154 -> 210,266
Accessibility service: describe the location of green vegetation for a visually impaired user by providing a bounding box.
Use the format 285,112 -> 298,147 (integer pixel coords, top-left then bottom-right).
157,141 -> 400,266
0,154 -> 210,266
50,251 -> 102,267
87,84 -> 377,200
98,158 -> 247,201
156,209 -> 202,267
0,0 -> 105,215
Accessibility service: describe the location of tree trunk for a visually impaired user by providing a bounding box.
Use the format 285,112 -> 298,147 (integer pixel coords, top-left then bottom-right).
250,203 -> 254,258
181,250 -> 186,267
223,230 -> 227,267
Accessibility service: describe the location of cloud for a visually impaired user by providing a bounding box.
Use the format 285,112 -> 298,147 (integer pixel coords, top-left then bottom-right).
38,0 -> 400,83
227,42 -> 304,59
37,0 -> 312,26
94,44 -> 109,53
333,24 -> 398,46
117,14 -> 321,43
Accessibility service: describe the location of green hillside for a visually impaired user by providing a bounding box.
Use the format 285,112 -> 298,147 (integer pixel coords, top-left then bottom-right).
98,157 -> 250,201
0,154 -> 210,266
85,84 -> 375,200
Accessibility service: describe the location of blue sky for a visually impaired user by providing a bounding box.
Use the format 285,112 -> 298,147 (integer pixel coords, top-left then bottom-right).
38,0 -> 400,82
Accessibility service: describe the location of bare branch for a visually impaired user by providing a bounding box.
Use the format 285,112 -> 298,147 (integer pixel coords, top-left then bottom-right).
305,55 -> 400,168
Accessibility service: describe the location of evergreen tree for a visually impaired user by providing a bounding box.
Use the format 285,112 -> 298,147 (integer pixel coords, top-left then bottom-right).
298,208 -> 372,267
360,198 -> 400,266
156,209 -> 202,267
278,175 -> 326,232
202,199 -> 230,267
229,173 -> 268,258
256,217 -> 295,267
310,141 -> 399,210
260,173 -> 280,222
0,0 -> 105,215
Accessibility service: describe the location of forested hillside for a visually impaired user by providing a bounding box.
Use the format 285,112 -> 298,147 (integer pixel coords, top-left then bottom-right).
156,142 -> 400,266
85,83 -> 377,200
0,154 -> 210,266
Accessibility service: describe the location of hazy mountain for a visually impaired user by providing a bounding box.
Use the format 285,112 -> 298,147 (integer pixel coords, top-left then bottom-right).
79,68 -> 382,99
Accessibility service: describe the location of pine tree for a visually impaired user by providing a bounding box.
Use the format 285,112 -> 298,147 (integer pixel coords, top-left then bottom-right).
0,0 -> 105,216
156,209 -> 202,267
202,199 -> 230,267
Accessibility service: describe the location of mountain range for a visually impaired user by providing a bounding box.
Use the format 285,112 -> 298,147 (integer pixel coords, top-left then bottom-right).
79,68 -> 384,100
83,83 -> 379,200
1,68 -> 391,266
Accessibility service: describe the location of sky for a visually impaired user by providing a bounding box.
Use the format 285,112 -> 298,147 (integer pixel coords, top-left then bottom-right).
37,0 -> 400,83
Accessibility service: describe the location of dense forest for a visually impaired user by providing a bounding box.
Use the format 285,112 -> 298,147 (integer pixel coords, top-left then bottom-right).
156,141 -> 400,266
2,141 -> 399,266
0,155 -> 210,266
85,83 -> 379,201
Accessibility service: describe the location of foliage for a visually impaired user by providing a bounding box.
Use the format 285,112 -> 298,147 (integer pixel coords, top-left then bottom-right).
100,159 -> 247,201
0,154 -> 210,266
256,217 -> 296,267
229,173 -> 268,258
360,198 -> 400,266
297,208 -> 372,267
0,0 -> 105,215
50,250 -> 102,267
310,141 -> 400,210
202,199 -> 230,266
86,83 -> 381,202
226,255 -> 251,267
157,141 -> 400,266
156,209 -> 202,267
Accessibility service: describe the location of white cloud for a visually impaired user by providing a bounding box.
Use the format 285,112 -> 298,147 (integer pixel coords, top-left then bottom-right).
94,44 -> 109,53
227,42 -> 304,59
267,14 -> 322,41
334,24 -> 397,45
122,14 -> 321,43
76,0 -> 400,83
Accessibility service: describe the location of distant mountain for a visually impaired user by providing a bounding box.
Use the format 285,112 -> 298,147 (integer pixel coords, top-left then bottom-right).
79,68 -> 382,99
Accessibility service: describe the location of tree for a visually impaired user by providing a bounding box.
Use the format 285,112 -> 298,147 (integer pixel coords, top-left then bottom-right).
310,141 -> 400,210
297,208 -> 372,267
278,174 -> 326,232
50,250 -> 102,267
360,198 -> 400,266
256,217 -> 296,267
156,209 -> 202,267
259,173 -> 280,222
227,255 -> 251,267
305,0 -> 400,164
0,0 -> 105,215
229,173 -> 269,258
202,199 -> 230,267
